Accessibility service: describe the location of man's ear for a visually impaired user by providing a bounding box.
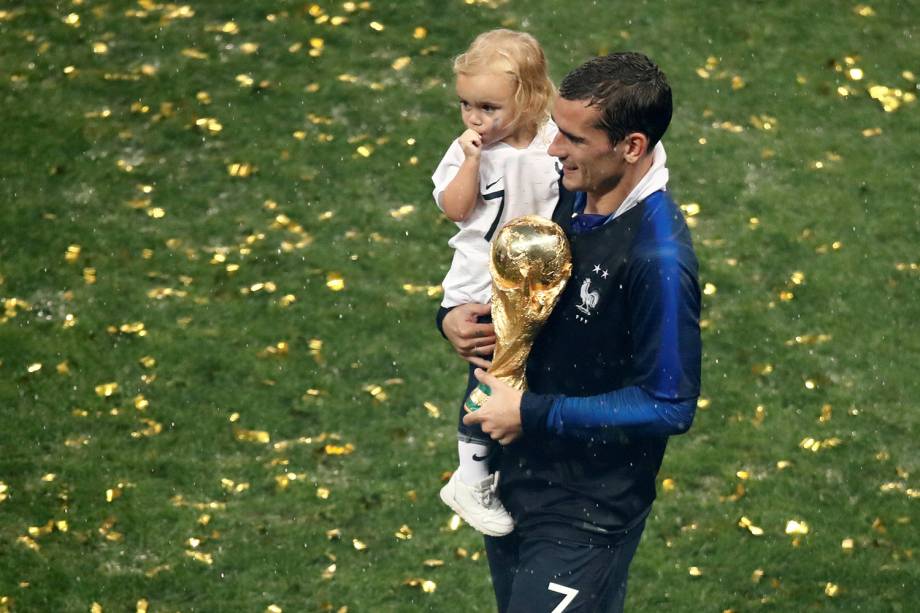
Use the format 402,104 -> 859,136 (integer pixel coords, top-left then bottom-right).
622,132 -> 649,163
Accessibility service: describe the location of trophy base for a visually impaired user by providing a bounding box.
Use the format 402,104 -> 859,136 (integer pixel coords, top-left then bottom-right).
464,383 -> 491,412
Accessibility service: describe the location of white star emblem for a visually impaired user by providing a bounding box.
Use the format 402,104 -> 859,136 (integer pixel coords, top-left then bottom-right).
592,264 -> 601,274
601,269 -> 609,279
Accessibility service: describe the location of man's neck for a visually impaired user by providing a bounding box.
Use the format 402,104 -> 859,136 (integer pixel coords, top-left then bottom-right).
585,154 -> 655,216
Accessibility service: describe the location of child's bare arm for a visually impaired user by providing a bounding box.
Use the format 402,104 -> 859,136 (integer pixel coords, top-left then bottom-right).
440,129 -> 483,222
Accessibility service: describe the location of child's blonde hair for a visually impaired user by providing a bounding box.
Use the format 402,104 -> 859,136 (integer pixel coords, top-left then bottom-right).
453,29 -> 555,135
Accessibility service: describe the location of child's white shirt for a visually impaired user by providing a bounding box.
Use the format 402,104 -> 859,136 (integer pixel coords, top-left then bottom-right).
432,120 -> 560,308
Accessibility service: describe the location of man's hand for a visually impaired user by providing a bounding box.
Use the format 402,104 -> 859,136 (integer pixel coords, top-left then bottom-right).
458,128 -> 483,159
442,303 -> 495,368
463,369 -> 523,446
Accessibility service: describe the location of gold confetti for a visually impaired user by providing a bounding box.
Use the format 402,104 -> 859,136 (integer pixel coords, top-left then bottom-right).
824,582 -> 840,597
227,162 -> 254,177
363,384 -> 388,402
266,606 -> 283,613
785,519 -> 809,535
841,537 -> 854,550
703,282 -> 717,296
395,524 -> 413,540
352,538 -> 367,551
27,363 -> 42,374
688,566 -> 703,577
662,478 -> 676,492
185,550 -> 214,565
369,21 -> 384,31
131,418 -> 162,438
392,56 -> 412,71
738,516 -> 764,536
95,382 -> 119,397
326,273 -> 345,291
91,603 -> 102,613
356,144 -> 374,157
65,244 -> 81,262
389,204 -> 415,219
448,514 -> 462,531
324,443 -> 355,456
0,482 -> 7,503
233,427 -> 270,444
83,267 -> 97,284
136,599 -> 149,613
317,487 -> 330,499
423,401 -> 441,418
752,363 -> 773,376
403,578 -> 437,593
854,4 -> 875,17
414,26 -> 428,39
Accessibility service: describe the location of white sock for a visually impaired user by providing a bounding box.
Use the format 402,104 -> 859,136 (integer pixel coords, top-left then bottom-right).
457,439 -> 492,485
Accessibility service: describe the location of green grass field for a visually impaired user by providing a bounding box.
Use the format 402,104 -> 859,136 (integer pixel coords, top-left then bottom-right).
1,1 -> 918,611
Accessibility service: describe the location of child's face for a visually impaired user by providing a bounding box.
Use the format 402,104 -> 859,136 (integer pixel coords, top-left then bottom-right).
455,71 -> 518,146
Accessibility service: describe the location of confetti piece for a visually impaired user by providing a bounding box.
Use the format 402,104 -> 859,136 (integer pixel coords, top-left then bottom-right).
824,582 -> 840,597
0,482 -> 7,503
738,516 -> 764,536
185,550 -> 214,565
423,402 -> 441,418
392,57 -> 411,71
688,566 -> 703,577
395,525 -> 413,540
661,478 -> 676,492
95,383 -> 119,397
785,519 -> 809,535
324,443 -> 355,455
233,427 -> 270,444
352,539 -> 367,551
403,578 -> 437,593
326,273 -> 345,292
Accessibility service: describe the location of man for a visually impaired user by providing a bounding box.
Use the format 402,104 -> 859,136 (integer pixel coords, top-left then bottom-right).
439,51 -> 701,612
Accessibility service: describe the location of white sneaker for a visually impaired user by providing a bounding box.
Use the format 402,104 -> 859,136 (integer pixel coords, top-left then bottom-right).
439,471 -> 514,536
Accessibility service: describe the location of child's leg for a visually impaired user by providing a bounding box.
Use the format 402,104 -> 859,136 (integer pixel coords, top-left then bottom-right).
457,363 -> 495,484
440,361 -> 513,536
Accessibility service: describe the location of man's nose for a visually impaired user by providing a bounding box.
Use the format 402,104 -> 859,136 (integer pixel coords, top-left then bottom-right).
547,132 -> 564,157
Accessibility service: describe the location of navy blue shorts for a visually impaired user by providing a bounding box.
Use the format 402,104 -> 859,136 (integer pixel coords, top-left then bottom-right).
484,521 -> 645,613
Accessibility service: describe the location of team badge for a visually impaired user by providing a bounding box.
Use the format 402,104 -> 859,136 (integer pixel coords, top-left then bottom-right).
574,264 -> 608,323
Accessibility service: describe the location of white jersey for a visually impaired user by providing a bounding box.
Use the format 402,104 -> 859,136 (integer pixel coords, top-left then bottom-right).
432,120 -> 560,307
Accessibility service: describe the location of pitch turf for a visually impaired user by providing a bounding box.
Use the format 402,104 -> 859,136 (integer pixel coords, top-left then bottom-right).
1,1 -> 918,611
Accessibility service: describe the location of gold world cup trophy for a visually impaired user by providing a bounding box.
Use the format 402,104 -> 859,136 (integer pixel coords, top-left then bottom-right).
464,215 -> 572,412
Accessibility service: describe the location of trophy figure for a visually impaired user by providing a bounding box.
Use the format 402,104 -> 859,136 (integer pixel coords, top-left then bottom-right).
465,215 -> 572,412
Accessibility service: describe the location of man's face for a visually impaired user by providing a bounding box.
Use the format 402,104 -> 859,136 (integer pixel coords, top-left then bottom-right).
548,95 -> 625,199
455,72 -> 517,146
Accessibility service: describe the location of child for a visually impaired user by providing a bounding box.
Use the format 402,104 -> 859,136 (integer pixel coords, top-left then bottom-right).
432,29 -> 559,536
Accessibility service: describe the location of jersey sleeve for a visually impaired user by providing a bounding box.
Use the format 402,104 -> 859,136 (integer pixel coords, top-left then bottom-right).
431,139 -> 465,211
521,225 -> 702,439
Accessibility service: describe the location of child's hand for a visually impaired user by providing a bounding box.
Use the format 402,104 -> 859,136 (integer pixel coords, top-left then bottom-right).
458,128 -> 483,159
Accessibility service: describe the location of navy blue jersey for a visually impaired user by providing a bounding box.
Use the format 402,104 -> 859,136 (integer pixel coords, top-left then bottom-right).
497,187 -> 701,539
